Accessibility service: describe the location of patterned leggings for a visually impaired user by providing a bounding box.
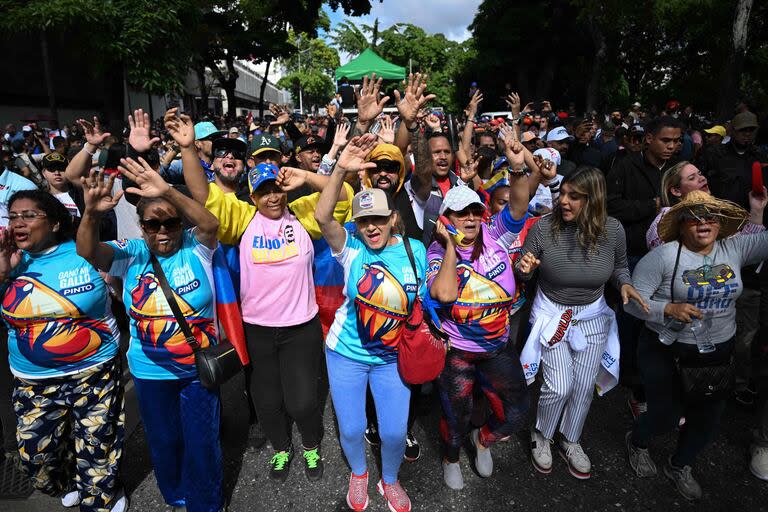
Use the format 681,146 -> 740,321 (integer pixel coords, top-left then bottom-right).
13,358 -> 125,512
438,345 -> 530,462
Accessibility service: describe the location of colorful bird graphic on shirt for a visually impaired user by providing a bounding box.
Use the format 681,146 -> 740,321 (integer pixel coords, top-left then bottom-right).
354,262 -> 409,351
2,275 -> 110,368
451,262 -> 513,341
129,272 -> 214,372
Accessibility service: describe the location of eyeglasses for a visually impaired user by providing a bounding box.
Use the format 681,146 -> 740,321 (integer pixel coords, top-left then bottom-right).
140,217 -> 183,233
214,149 -> 245,160
4,211 -> 47,223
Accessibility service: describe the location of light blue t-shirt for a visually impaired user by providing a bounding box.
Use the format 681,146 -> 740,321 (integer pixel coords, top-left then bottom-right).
108,230 -> 217,380
1,241 -> 119,379
326,227 -> 427,365
0,169 -> 38,228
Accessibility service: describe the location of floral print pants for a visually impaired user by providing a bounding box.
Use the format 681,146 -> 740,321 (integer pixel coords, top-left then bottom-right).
13,357 -> 125,512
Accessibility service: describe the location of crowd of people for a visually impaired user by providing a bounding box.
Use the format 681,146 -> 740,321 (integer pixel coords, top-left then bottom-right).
0,72 -> 767,512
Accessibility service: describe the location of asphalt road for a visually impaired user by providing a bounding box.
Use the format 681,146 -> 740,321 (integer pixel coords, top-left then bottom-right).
3,371 -> 768,512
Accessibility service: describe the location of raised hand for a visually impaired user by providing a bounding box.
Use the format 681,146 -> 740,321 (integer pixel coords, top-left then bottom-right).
465,90 -> 484,119
269,104 -> 291,126
538,157 -> 558,181
119,157 -> 171,198
459,157 -> 480,183
433,219 -> 455,247
81,169 -> 123,214
76,116 -> 111,147
393,73 -> 436,126
163,108 -> 195,148
505,92 -> 521,117
333,121 -> 351,148
356,73 -> 390,124
377,115 -> 395,144
336,134 -> 379,173
425,113 -> 442,132
500,124 -> 525,170
516,251 -> 540,275
128,108 -> 160,153
275,166 -> 307,192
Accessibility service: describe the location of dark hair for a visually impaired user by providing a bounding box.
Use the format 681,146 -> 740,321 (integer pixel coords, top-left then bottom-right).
103,143 -> 126,170
136,197 -> 173,220
8,190 -> 75,243
427,131 -> 451,146
644,116 -> 684,136
478,130 -> 496,141
52,136 -> 67,149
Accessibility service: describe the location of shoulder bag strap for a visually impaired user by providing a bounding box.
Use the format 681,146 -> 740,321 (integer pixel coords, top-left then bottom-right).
149,253 -> 201,351
402,236 -> 420,286
670,241 -> 683,305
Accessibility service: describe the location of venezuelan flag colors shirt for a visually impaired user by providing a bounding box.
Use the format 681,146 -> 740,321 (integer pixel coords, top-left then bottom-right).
108,230 -> 217,380
326,228 -> 427,365
1,241 -> 119,379
426,208 -> 527,352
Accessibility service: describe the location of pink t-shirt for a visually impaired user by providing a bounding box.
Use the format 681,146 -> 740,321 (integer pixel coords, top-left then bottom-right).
238,210 -> 318,326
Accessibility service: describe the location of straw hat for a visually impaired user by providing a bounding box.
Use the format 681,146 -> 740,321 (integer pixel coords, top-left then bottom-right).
658,190 -> 748,243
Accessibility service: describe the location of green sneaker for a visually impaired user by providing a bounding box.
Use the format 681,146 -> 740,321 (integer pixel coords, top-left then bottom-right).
269,448 -> 293,481
303,446 -> 324,481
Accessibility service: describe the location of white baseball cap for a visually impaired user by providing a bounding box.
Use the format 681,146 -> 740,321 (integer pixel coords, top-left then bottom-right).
533,147 -> 562,166
439,185 -> 486,216
545,126 -> 573,143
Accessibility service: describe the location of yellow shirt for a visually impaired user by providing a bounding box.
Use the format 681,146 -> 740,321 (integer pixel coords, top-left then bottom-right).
205,182 -> 354,244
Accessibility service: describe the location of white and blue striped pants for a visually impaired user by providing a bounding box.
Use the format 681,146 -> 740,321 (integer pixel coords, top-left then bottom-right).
535,303 -> 610,442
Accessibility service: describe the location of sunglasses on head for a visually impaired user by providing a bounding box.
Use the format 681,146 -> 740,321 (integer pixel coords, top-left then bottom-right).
141,217 -> 183,233
214,149 -> 245,160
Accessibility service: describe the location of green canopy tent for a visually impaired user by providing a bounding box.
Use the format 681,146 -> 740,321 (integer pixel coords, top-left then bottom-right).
334,48 -> 406,81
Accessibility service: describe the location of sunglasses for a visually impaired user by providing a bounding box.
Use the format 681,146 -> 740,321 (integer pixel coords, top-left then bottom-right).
451,206 -> 485,219
214,149 -> 245,160
682,212 -> 720,226
371,161 -> 400,174
141,217 -> 183,233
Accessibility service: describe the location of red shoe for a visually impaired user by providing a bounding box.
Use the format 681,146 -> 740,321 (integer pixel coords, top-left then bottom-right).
346,471 -> 369,511
376,480 -> 411,512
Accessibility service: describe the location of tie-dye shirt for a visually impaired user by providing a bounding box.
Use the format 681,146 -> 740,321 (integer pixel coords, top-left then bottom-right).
426,208 -> 528,352
1,241 -> 119,379
326,228 -> 427,365
108,230 -> 217,380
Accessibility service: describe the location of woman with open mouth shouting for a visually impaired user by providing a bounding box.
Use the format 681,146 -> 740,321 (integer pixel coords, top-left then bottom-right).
77,158 -> 224,512
315,134 -> 426,512
427,135 -> 534,490
626,190 -> 768,501
517,166 -> 648,481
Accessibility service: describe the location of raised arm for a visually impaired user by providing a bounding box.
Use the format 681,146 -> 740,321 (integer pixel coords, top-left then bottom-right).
120,157 -> 219,250
164,108 -> 209,205
457,90 -> 482,166
315,134 -> 378,253
76,170 -> 122,271
393,73 -> 436,158
64,117 -> 111,187
276,166 -> 348,200
353,74 -> 389,137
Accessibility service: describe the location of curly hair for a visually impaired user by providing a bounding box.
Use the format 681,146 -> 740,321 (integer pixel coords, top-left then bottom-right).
550,166 -> 607,254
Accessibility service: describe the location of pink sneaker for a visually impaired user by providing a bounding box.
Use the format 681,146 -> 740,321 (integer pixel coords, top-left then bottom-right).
376,480 -> 411,512
346,471 -> 369,511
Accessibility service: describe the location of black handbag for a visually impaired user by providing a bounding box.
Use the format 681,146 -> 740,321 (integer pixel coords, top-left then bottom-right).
150,254 -> 241,389
668,243 -> 734,402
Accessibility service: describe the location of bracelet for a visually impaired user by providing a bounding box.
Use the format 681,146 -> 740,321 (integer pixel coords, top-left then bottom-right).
83,143 -> 95,156
407,124 -> 419,133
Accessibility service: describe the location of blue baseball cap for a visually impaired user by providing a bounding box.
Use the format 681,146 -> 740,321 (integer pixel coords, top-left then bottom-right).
194,121 -> 227,141
492,156 -> 508,173
248,163 -> 279,193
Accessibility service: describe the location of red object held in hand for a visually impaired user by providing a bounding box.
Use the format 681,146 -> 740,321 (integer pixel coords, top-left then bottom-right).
753,161 -> 765,196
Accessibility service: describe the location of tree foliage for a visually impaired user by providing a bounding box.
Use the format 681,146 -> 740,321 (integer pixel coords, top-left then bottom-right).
277,30 -> 341,108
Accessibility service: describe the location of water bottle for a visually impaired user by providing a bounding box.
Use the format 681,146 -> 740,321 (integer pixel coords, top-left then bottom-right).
658,318 -> 686,345
690,317 -> 715,353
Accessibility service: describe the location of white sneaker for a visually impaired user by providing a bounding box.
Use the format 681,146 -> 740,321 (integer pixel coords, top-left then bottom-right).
750,444 -> 768,481
61,490 -> 80,508
112,494 -> 129,512
559,439 -> 591,479
530,430 -> 552,474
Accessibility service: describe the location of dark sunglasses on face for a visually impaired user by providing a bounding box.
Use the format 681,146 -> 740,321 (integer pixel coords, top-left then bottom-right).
141,217 -> 183,233
372,161 -> 400,174
214,149 -> 245,160
452,206 -> 485,219
682,212 -> 720,226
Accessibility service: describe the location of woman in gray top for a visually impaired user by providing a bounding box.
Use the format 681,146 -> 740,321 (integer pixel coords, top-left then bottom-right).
516,166 -> 646,480
625,190 -> 768,501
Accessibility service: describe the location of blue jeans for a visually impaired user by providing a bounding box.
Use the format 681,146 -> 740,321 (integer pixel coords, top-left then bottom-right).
326,349 -> 410,484
133,377 -> 222,512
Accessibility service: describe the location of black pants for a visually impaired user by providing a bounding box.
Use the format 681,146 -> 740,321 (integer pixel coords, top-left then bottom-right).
0,327 -> 16,453
244,316 -> 323,452
631,327 -> 733,467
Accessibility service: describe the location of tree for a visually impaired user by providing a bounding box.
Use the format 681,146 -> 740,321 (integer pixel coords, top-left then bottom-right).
277,31 -> 341,110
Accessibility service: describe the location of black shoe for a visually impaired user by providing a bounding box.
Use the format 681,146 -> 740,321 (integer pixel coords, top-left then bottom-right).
249,422 -> 267,449
302,447 -> 324,481
735,389 -> 756,409
364,425 -> 381,446
269,448 -> 293,481
404,431 -> 421,462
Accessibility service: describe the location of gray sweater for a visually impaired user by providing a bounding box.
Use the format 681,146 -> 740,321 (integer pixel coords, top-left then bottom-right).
520,215 -> 632,305
627,231 -> 768,345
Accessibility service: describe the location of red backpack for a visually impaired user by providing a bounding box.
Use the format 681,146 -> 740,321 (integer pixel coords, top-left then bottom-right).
398,237 -> 447,384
